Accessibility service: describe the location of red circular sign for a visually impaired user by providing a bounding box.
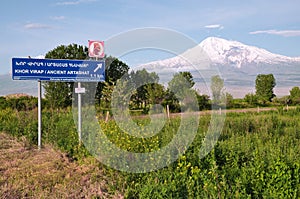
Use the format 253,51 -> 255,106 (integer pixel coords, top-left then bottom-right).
88,41 -> 104,58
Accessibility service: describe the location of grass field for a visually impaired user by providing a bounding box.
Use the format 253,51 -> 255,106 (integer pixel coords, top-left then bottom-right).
0,107 -> 300,198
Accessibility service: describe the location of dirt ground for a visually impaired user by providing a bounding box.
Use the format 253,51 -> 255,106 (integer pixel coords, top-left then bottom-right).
0,132 -> 123,199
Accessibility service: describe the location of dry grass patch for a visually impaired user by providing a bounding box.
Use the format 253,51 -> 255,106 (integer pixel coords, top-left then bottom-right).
0,133 -> 123,199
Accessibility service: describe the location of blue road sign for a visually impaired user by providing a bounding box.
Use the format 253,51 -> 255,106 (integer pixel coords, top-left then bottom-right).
12,58 -> 105,82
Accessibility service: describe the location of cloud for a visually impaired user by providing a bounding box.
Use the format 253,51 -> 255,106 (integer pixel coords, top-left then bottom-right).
249,29 -> 300,37
24,23 -> 53,30
56,0 -> 97,6
50,16 -> 66,20
204,24 -> 224,30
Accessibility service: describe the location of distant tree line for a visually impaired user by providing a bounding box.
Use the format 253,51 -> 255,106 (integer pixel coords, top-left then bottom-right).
0,95 -> 38,111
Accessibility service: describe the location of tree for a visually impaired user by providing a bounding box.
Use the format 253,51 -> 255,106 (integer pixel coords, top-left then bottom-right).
167,72 -> 197,111
43,82 -> 73,109
196,93 -> 210,110
162,89 -> 180,113
98,81 -> 114,111
95,56 -> 129,103
255,74 -> 276,103
105,56 -> 130,83
289,86 -> 300,104
146,83 -> 165,105
224,92 -> 234,108
178,71 -> 195,88
244,93 -> 258,106
43,44 -> 89,109
211,75 -> 224,105
129,69 -> 160,110
168,72 -> 195,99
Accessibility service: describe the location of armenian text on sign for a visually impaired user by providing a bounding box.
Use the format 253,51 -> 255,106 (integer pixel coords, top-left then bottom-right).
12,58 -> 105,82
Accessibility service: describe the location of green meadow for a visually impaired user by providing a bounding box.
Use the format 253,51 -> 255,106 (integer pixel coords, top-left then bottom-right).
0,106 -> 300,198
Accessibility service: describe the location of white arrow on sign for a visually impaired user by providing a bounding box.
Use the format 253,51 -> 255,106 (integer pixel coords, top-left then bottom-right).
94,63 -> 103,73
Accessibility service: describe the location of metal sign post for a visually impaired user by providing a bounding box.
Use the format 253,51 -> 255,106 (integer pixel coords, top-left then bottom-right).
78,82 -> 82,142
75,83 -> 86,143
38,80 -> 42,149
75,82 -> 86,143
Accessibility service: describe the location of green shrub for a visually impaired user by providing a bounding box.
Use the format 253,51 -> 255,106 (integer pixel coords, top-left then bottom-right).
1,107 -> 300,198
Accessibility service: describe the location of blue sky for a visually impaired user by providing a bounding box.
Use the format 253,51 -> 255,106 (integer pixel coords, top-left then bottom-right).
1,0 -> 300,74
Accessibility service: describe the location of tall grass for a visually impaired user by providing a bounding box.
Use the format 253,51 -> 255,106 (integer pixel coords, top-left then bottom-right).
1,107 -> 300,198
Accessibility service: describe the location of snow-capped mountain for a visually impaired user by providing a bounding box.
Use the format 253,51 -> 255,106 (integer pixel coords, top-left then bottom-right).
199,37 -> 300,68
140,37 -> 300,70
138,37 -> 300,97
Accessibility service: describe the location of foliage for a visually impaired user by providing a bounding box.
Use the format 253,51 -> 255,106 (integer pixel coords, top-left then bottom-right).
43,82 -> 73,109
1,106 -> 300,198
255,74 -> 276,103
244,93 -> 259,106
272,96 -> 290,106
0,108 -> 38,143
0,96 -> 38,111
43,44 -> 89,108
168,72 -> 195,99
105,56 -> 130,83
211,75 -> 224,105
224,92 -> 233,108
289,86 -> 300,105
95,56 -> 130,102
0,97 -> 7,109
98,80 -> 114,111
175,71 -> 195,88
196,93 -> 210,110
121,109 -> 300,198
146,83 -> 166,105
162,89 -> 181,113
166,72 -> 199,112
95,69 -> 210,114
129,69 -> 160,111
228,98 -> 249,109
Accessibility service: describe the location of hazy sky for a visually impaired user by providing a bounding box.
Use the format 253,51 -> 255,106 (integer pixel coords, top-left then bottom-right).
1,0 -> 300,74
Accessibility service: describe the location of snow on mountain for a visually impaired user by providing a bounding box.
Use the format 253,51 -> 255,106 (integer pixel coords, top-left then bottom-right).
139,37 -> 300,70
137,37 -> 300,97
199,37 -> 300,68
138,44 -> 211,72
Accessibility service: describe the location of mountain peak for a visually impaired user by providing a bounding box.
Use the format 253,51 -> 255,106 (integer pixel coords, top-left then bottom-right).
199,37 -> 300,68
138,37 -> 300,71
200,37 -> 242,45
